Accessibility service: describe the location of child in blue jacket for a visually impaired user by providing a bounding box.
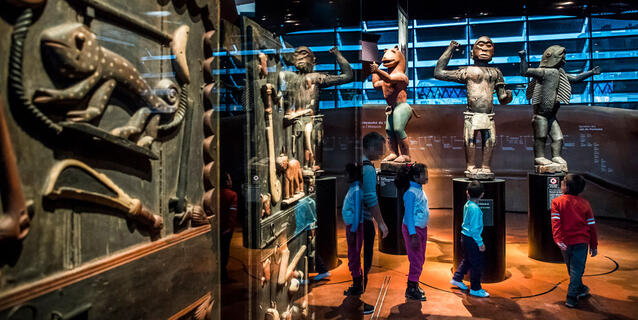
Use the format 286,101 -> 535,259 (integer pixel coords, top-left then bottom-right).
450,180 -> 490,298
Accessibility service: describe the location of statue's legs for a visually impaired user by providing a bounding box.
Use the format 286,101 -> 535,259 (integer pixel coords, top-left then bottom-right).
480,121 -> 496,173
389,102 -> 413,162
548,117 -> 566,165
532,114 -> 553,165
303,121 -> 315,169
384,110 -> 399,161
396,137 -> 411,163
464,117 -> 476,172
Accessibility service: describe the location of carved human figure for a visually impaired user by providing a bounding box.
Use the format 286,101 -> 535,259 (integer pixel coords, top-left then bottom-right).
370,45 -> 413,163
434,37 -> 513,177
276,155 -> 304,200
518,47 -> 600,172
279,46 -> 354,170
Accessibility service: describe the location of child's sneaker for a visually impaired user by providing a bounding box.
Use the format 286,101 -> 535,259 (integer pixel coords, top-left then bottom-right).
469,289 -> 490,298
313,272 -> 331,281
577,285 -> 590,299
405,286 -> 427,301
344,277 -> 364,296
363,302 -> 375,315
565,296 -> 578,308
450,279 -> 468,290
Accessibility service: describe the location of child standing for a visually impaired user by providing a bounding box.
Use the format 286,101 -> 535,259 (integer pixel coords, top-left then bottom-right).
450,180 -> 490,298
343,132 -> 389,314
395,163 -> 430,301
551,174 -> 598,308
342,163 -> 365,291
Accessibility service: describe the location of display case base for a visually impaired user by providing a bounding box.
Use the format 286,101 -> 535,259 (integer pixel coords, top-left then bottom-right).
453,178 -> 506,283
528,172 -> 565,262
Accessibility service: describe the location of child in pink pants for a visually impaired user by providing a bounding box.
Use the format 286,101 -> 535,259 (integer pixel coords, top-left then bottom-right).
395,163 -> 430,301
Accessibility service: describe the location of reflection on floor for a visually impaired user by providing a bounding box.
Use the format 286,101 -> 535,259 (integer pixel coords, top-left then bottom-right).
221,209 -> 638,319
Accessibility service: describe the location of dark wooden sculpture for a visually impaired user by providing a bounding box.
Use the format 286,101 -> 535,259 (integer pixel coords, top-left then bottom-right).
519,47 -> 600,173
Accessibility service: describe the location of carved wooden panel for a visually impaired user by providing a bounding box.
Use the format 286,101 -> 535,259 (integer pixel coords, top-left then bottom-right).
0,0 -> 220,318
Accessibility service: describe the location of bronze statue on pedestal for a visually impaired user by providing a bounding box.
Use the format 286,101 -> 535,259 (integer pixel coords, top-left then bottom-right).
518,46 -> 600,173
434,37 -> 512,179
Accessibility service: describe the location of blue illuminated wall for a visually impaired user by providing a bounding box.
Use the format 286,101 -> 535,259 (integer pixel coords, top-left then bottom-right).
280,15 -> 638,110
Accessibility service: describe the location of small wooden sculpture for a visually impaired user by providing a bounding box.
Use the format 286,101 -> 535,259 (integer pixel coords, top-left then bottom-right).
260,194 -> 272,218
276,155 -> 304,201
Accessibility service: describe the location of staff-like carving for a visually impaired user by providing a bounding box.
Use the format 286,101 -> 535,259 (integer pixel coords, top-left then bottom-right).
33,23 -> 180,146
262,84 -> 282,204
43,159 -> 164,232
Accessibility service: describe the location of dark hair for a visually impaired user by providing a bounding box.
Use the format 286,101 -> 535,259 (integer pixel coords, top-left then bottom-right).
362,132 -> 385,152
466,180 -> 484,198
394,163 -> 428,190
564,174 -> 585,195
345,163 -> 362,183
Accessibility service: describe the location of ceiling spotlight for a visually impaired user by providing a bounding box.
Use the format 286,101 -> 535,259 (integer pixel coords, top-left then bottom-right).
556,1 -> 574,5
479,12 -> 488,16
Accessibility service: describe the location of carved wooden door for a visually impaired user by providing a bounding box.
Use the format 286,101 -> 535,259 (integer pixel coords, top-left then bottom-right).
0,0 -> 220,319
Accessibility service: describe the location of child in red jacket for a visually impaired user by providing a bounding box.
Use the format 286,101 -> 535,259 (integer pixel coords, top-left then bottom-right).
551,174 -> 598,308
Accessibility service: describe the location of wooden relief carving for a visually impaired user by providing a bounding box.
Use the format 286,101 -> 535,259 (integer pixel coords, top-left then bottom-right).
43,159 -> 164,233
33,23 -> 182,146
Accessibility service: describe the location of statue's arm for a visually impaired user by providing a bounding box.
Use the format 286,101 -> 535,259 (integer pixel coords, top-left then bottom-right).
318,47 -> 354,88
567,66 -> 600,82
371,70 -> 383,89
495,69 -> 513,105
518,50 -> 544,78
370,64 -> 408,85
434,40 -> 465,84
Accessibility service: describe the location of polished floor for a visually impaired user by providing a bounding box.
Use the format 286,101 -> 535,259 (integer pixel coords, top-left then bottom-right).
222,210 -> 638,319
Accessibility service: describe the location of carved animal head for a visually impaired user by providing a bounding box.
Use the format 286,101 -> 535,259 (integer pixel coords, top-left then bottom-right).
381,45 -> 405,72
293,46 -> 315,73
276,154 -> 289,171
539,45 -> 566,68
40,23 -> 101,78
471,36 -> 494,62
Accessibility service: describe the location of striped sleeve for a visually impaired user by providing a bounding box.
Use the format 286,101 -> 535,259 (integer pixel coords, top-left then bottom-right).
550,198 -> 564,245
586,202 -> 598,250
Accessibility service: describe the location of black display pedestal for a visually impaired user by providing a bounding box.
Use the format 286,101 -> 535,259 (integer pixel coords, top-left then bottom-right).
315,176 -> 339,269
453,178 -> 506,283
528,172 -> 565,262
378,172 -> 407,255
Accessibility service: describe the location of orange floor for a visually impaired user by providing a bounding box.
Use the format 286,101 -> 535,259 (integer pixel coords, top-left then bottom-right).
222,209 -> 638,319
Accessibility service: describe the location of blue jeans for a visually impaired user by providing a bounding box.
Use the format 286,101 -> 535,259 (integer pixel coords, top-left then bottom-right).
453,234 -> 484,291
561,243 -> 588,301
